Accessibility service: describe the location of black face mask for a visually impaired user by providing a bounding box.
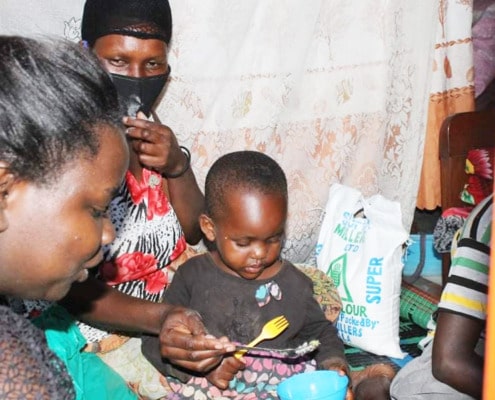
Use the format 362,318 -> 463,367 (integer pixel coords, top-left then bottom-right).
110,67 -> 170,117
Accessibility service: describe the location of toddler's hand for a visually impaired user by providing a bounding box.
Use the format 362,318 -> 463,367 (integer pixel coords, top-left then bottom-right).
321,357 -> 353,400
326,368 -> 353,400
206,355 -> 246,389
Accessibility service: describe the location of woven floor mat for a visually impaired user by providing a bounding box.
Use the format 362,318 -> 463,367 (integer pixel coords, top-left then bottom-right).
344,317 -> 427,372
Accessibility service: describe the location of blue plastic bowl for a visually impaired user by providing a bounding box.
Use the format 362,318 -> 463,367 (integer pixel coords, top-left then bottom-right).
277,370 -> 349,400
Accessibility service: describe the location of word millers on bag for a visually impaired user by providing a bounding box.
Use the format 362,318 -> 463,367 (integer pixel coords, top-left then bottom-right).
333,211 -> 369,245
336,310 -> 381,342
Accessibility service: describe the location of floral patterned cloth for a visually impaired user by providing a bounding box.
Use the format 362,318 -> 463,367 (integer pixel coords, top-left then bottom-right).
84,168 -> 188,399
434,147 -> 494,255
165,358 -> 317,399
295,264 -> 342,323
79,168 -> 186,343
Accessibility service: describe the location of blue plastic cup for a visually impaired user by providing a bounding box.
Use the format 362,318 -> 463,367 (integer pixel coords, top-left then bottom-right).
277,370 -> 349,400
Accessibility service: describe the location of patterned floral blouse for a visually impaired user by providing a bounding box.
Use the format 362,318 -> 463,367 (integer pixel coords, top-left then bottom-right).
79,168 -> 186,342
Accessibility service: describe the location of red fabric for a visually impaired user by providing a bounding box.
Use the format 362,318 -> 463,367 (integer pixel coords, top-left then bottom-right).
462,147 -> 495,205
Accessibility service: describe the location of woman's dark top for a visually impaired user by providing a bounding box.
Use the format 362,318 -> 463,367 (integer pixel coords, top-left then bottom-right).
0,304 -> 75,399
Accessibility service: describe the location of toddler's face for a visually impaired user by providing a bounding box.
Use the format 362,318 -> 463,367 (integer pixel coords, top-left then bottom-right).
204,190 -> 287,280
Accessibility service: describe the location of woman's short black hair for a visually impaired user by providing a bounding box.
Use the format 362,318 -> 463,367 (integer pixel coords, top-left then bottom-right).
205,150 -> 288,218
0,35 -> 123,185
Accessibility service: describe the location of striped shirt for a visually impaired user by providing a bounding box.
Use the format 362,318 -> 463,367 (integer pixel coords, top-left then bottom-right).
438,194 -> 492,322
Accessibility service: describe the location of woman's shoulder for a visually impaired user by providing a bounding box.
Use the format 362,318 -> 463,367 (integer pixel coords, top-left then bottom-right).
0,306 -> 76,399
0,305 -> 48,365
0,304 -> 38,335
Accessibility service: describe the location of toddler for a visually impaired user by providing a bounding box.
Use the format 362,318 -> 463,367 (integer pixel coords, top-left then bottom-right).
142,151 -> 392,399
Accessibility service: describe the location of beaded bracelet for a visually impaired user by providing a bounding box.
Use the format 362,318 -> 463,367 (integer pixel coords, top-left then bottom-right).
164,146 -> 191,179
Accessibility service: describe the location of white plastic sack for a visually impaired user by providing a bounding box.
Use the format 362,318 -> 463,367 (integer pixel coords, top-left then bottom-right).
316,183 -> 408,358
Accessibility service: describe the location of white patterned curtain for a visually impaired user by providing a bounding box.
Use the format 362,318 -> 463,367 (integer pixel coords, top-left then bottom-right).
0,1 -> 473,265
417,0 -> 475,209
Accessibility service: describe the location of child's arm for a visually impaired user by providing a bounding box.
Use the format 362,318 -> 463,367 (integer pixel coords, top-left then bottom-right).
297,293 -> 346,365
298,289 -> 353,398
320,357 -> 353,400
320,356 -> 350,375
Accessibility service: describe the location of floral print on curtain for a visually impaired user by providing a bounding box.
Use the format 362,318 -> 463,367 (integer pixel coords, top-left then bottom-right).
0,0 -> 470,263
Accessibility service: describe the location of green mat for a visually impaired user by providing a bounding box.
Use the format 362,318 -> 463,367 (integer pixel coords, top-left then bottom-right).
399,281 -> 438,330
344,281 -> 438,371
344,317 -> 428,372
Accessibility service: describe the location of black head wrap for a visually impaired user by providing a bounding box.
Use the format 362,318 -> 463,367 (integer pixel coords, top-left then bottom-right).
81,0 -> 172,46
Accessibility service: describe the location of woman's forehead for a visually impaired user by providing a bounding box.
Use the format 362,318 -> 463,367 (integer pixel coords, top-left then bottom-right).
93,34 -> 167,56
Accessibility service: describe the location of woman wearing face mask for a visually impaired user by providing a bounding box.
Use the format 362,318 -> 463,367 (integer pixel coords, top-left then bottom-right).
79,0 -> 204,307
72,0 -> 210,397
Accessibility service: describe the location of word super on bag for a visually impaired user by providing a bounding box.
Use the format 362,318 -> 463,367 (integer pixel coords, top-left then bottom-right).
316,183 -> 408,358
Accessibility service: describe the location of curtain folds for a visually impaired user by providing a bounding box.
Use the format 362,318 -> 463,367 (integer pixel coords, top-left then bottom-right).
0,0 -> 473,264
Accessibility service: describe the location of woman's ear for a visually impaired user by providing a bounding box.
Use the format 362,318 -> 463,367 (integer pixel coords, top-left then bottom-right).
199,214 -> 216,242
0,165 -> 14,232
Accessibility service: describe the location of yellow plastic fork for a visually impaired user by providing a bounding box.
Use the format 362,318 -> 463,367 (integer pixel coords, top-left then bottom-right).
234,315 -> 289,359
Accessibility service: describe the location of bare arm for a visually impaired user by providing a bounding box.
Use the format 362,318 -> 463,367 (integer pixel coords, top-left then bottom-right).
164,159 -> 204,245
124,113 -> 204,244
60,276 -> 168,334
60,277 -> 235,371
432,311 -> 484,398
